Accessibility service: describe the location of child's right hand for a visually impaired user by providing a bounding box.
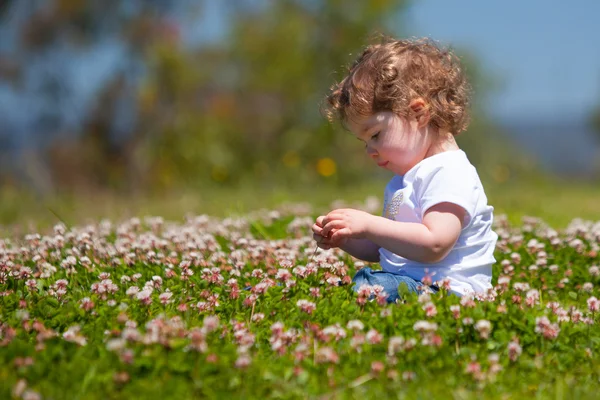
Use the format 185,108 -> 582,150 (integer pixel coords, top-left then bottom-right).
312,215 -> 347,249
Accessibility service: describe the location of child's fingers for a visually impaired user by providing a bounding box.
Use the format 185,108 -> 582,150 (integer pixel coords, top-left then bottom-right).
313,231 -> 339,249
312,223 -> 323,235
321,212 -> 343,226
313,232 -> 336,244
315,215 -> 326,227
313,232 -> 329,244
330,228 -> 351,242
321,220 -> 345,238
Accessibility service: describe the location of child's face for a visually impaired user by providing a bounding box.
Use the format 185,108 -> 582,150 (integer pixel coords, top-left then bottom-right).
347,111 -> 433,176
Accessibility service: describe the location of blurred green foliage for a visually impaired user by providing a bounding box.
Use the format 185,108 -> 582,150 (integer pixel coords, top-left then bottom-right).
0,0 -> 533,196
136,1 -> 528,192
137,0 -> 414,191
3,0 -> 583,233
591,105 -> 600,137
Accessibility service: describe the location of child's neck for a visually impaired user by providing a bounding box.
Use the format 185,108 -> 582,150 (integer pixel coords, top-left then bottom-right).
424,130 -> 459,159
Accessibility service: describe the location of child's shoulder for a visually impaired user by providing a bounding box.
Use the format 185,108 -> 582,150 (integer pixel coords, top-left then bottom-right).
410,150 -> 485,197
410,150 -> 476,180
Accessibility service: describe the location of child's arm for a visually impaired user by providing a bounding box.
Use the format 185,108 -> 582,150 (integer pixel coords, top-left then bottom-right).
319,203 -> 466,264
312,217 -> 380,262
339,238 -> 381,262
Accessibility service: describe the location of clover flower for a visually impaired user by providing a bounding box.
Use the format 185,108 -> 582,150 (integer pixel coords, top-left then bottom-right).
315,347 -> 339,364
570,307 -> 583,323
388,336 -> 405,355
275,268 -> 293,282
63,325 -> 87,346
422,302 -> 438,317
251,313 -> 265,322
203,315 -> 220,333
296,299 -> 316,314
513,282 -> 530,293
417,293 -> 431,304
525,289 -> 540,307
371,361 -> 385,374
450,305 -> 461,319
122,327 -> 141,342
25,279 -> 37,290
159,291 -> 173,305
507,340 -> 522,362
460,295 -> 476,308
80,297 -> 95,311
413,321 -> 438,333
292,265 -> 308,278
346,320 -> 364,331
322,324 -> 346,341
136,289 -> 153,305
587,296 -> 600,312
187,328 -> 207,352
535,316 -> 560,340
474,320 -> 492,339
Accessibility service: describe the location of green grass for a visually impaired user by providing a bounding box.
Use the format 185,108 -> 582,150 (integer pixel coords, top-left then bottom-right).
1,175 -> 599,236
2,200 -> 600,399
487,177 -> 600,227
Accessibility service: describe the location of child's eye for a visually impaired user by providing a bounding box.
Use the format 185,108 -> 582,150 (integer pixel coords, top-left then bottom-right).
372,132 -> 380,140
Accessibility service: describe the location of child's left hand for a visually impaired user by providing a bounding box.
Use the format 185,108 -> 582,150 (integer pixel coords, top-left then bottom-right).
320,208 -> 373,241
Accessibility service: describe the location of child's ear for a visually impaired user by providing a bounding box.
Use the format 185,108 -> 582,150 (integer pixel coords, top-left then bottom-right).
409,98 -> 430,128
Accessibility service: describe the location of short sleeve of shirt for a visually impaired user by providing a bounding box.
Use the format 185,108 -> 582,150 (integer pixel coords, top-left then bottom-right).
416,164 -> 479,227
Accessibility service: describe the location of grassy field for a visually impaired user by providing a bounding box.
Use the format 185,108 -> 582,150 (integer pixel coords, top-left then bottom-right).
1,176 -> 599,234
1,194 -> 600,399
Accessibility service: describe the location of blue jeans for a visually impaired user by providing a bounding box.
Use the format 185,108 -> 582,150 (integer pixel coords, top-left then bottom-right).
352,267 -> 435,303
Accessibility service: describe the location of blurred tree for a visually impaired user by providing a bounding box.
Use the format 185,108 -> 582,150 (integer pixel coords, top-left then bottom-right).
0,0 -> 524,195
591,106 -> 600,135
0,0 -> 182,193
137,0 -> 413,190
589,103 -> 600,178
138,0 -> 527,191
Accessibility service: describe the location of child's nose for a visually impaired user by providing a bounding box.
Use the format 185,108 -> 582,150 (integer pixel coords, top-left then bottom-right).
365,145 -> 378,158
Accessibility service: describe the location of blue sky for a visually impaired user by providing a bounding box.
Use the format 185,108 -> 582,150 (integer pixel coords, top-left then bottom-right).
404,0 -> 600,121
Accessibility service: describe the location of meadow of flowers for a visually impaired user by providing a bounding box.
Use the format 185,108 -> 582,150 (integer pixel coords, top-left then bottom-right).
1,201 -> 600,399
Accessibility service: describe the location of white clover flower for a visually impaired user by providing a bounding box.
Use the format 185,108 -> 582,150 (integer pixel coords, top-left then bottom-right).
413,321 -> 438,333
346,320 -> 364,331
136,289 -> 153,302
388,336 -> 405,355
159,291 -> 173,304
474,320 -> 492,339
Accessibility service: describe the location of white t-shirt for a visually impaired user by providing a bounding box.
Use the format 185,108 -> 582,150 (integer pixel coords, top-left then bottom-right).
378,149 -> 497,296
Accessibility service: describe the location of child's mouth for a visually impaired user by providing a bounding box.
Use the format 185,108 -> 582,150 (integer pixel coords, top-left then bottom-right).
377,161 -> 389,167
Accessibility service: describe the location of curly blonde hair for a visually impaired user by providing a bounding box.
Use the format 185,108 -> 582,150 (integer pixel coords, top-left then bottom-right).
325,37 -> 471,135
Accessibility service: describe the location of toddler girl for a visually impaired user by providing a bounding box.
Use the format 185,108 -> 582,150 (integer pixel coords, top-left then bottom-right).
312,37 -> 497,301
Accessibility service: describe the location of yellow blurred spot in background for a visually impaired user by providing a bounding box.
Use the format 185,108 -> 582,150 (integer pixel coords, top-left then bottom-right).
282,151 -> 300,168
316,158 -> 336,177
